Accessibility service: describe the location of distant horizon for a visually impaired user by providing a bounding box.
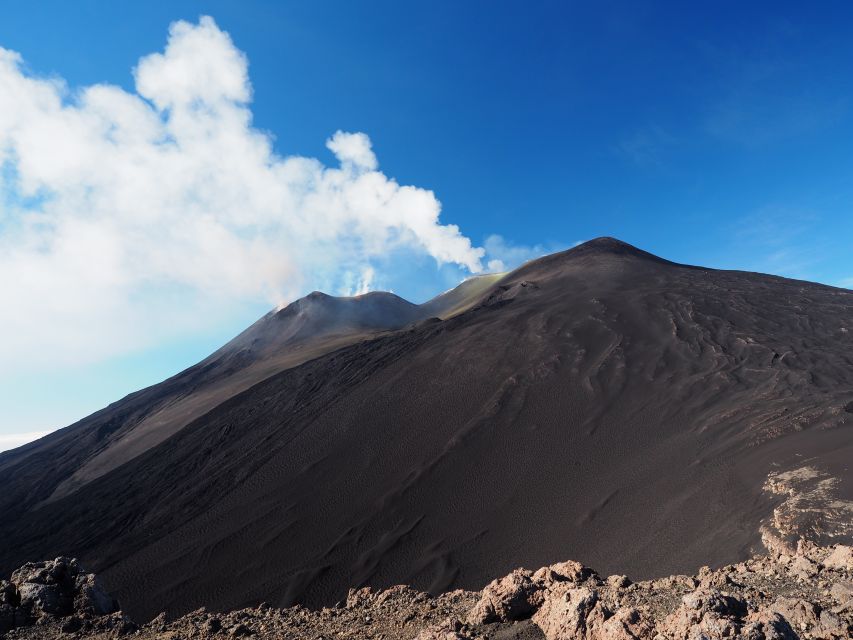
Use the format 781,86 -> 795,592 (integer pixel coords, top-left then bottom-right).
2,2 -> 853,449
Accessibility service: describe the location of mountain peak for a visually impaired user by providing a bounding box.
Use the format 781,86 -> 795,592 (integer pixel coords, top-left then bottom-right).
577,236 -> 636,251
305,290 -> 331,299
557,236 -> 686,267
570,236 -> 661,259
505,237 -> 679,283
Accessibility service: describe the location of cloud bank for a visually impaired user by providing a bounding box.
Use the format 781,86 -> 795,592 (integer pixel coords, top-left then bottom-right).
0,16 -> 485,371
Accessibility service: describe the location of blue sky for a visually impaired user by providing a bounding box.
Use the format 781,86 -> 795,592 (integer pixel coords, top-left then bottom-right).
1,1 -> 852,448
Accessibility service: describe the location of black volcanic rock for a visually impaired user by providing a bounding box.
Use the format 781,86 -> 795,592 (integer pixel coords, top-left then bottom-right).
1,238 -> 852,623
0,557 -> 117,634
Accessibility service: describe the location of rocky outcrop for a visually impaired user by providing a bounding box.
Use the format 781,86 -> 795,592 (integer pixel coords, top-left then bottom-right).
0,557 -> 120,635
822,546 -> 853,572
532,586 -> 604,639
4,544 -> 853,639
466,568 -> 543,623
463,543 -> 853,640
657,589 -> 754,639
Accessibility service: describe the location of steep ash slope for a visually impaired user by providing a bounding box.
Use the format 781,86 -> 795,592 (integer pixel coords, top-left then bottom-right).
2,238 -> 852,623
0,285 -> 476,510
45,291 -> 425,501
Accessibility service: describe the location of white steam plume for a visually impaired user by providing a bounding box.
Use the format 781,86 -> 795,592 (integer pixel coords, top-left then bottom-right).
0,16 -> 484,371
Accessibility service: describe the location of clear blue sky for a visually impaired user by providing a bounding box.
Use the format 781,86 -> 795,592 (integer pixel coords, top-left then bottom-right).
1,1 -> 852,447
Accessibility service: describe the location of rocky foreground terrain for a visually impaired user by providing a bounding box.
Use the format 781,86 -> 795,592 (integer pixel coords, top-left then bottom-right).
3,543 -> 852,640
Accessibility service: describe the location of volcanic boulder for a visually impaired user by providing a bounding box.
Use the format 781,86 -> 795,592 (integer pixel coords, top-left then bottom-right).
0,557 -> 117,633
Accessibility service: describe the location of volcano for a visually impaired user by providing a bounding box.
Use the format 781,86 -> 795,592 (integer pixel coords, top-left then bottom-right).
2,238 -> 852,622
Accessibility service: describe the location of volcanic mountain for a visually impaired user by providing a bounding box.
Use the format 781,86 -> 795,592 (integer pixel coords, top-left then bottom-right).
1,238 -> 852,622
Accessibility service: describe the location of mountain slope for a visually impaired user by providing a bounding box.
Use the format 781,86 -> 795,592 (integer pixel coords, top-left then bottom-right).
0,283 -> 482,508
45,291 -> 425,501
2,238 -> 852,622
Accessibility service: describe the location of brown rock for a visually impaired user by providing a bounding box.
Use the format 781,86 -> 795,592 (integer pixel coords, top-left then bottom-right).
657,588 -> 746,639
743,609 -> 798,640
789,555 -> 820,580
147,611 -> 168,632
770,596 -> 818,631
467,569 -> 543,624
229,622 -> 253,636
796,539 -> 826,563
345,586 -> 374,608
605,576 -> 631,590
595,607 -> 651,639
416,619 -> 469,640
823,546 -> 853,572
532,585 -> 601,640
649,575 -> 696,591
816,609 -> 847,637
830,581 -> 853,614
533,561 -> 594,586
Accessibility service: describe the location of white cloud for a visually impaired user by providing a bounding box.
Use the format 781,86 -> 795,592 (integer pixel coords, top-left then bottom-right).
0,16 -> 484,372
326,131 -> 377,172
0,430 -> 53,453
839,277 -> 853,290
135,17 -> 251,110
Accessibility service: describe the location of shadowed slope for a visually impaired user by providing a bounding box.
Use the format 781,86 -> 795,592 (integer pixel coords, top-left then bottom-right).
1,238 -> 852,623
